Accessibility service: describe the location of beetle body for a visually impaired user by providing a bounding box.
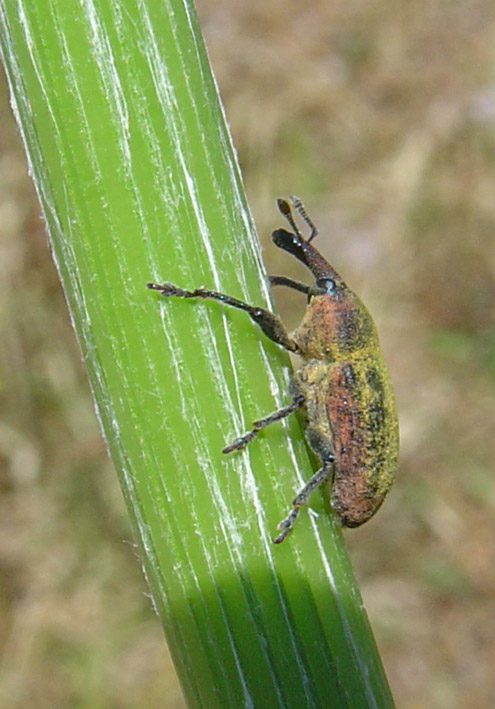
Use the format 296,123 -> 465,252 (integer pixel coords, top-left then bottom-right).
291,294 -> 398,527
148,197 -> 399,542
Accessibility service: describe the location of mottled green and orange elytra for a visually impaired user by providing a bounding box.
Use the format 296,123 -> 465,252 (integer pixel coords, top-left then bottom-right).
148,197 -> 399,543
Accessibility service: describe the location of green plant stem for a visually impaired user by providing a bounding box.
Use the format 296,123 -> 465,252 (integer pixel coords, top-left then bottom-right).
0,0 -> 395,706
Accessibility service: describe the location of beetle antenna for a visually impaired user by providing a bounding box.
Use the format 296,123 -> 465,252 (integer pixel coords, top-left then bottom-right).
276,198 -> 304,239
290,195 -> 319,243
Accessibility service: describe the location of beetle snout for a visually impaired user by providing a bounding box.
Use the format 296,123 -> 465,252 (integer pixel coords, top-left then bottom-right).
272,228 -> 304,252
272,228 -> 309,267
273,228 -> 342,286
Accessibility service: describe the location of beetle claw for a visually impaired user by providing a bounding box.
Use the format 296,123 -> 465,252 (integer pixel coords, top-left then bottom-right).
273,508 -> 300,544
222,436 -> 251,454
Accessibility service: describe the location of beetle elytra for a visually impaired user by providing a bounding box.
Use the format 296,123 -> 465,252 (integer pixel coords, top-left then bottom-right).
148,197 -> 399,543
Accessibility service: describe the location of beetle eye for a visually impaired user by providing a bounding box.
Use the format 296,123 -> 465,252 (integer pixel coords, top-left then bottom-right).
317,278 -> 335,293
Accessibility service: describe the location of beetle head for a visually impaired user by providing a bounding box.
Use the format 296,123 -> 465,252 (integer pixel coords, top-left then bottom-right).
272,198 -> 344,298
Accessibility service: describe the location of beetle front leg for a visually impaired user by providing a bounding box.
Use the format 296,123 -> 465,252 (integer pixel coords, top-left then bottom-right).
147,282 -> 299,352
273,457 -> 334,544
222,395 -> 305,454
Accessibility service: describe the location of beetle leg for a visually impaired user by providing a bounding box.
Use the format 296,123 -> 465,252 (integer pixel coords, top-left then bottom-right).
222,394 -> 305,454
269,276 -> 310,295
147,282 -> 299,352
273,457 -> 334,544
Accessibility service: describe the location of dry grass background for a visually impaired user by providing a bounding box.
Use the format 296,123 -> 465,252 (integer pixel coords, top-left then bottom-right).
1,1 -> 495,707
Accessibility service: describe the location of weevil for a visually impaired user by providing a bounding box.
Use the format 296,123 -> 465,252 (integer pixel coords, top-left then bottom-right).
148,197 -> 399,543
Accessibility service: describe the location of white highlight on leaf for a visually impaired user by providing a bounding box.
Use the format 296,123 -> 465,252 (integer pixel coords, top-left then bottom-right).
81,0 -> 131,166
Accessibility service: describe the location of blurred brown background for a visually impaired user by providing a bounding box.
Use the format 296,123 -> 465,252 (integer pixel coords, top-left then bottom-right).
1,1 -> 494,707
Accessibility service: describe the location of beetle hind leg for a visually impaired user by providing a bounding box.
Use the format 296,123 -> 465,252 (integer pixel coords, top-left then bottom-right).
273,507 -> 301,544
273,458 -> 334,544
223,395 -> 305,454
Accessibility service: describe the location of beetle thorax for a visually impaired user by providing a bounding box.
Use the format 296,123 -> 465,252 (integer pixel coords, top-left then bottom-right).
292,293 -> 379,360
